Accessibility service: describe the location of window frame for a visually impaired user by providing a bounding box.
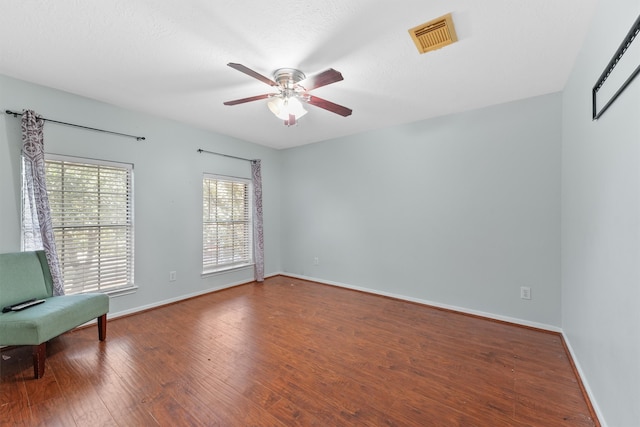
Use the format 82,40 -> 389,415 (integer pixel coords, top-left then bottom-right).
202,173 -> 254,276
35,153 -> 136,296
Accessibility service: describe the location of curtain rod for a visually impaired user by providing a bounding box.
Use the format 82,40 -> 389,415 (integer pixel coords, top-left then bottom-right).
197,148 -> 256,162
5,110 -> 146,141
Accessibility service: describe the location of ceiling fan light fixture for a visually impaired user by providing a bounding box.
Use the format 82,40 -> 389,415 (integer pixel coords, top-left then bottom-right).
267,97 -> 283,115
268,96 -> 307,121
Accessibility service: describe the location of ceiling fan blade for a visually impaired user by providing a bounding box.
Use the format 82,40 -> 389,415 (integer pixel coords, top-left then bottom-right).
227,63 -> 278,87
298,69 -> 344,91
223,93 -> 272,106
305,95 -> 352,117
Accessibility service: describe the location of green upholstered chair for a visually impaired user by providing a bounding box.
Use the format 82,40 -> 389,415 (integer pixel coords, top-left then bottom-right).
0,251 -> 109,378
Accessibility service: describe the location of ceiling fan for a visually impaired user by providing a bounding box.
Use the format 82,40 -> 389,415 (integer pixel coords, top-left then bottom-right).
223,63 -> 352,126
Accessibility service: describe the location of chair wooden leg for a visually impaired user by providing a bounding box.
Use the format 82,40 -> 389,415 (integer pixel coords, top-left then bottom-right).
97,313 -> 107,341
33,342 -> 46,379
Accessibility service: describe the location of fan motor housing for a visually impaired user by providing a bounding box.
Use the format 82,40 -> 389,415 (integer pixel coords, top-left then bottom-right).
273,68 -> 306,88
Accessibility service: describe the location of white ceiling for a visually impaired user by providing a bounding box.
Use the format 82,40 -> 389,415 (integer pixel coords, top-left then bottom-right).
0,0 -> 598,149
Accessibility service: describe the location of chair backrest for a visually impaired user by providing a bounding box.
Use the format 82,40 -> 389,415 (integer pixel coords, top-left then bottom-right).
0,250 -> 53,307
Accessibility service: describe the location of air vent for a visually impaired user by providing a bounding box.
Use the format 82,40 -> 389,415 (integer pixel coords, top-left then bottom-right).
409,13 -> 458,54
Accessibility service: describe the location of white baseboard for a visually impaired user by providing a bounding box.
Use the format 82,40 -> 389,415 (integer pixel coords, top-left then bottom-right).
281,272 -> 562,332
107,273 -> 279,320
561,332 -> 608,427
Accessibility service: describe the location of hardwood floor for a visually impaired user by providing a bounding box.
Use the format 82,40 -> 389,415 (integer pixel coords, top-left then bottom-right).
1,276 -> 598,426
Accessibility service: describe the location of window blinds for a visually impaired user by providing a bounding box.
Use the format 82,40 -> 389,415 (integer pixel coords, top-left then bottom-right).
45,155 -> 134,294
202,174 -> 253,273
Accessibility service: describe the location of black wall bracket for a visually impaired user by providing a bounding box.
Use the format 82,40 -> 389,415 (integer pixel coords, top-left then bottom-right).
592,14 -> 640,120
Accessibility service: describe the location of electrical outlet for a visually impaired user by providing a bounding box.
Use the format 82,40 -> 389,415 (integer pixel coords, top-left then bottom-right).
520,286 -> 531,300
313,257 -> 319,265
169,271 -> 177,282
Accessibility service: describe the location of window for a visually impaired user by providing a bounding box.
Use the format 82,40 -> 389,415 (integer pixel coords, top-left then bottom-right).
202,174 -> 253,274
40,155 -> 134,295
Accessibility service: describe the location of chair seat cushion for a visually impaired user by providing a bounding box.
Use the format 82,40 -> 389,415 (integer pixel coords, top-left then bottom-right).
0,293 -> 109,345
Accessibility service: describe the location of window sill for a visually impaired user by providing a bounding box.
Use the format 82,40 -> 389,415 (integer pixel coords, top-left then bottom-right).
104,285 -> 138,298
201,264 -> 254,279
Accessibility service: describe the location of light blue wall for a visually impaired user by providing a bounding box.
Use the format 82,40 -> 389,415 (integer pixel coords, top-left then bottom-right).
0,74 -> 282,316
562,0 -> 640,425
281,93 -> 562,327
1,73 -> 563,328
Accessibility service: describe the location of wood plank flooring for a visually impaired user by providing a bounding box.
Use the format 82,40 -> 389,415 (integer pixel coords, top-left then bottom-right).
0,276 -> 599,426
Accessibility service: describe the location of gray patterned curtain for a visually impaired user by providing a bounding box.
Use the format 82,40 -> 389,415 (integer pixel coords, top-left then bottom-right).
251,160 -> 264,282
21,110 -> 65,295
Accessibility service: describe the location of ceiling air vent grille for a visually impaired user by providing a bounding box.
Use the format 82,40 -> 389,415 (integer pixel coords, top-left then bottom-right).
409,13 -> 458,54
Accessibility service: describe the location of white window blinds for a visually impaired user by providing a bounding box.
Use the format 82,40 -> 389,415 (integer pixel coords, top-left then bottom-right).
45,155 -> 134,295
202,174 -> 253,274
